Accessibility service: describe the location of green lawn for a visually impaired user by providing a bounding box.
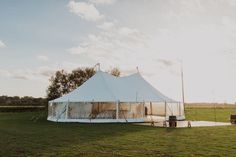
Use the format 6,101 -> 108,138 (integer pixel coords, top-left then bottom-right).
1,108 -> 236,157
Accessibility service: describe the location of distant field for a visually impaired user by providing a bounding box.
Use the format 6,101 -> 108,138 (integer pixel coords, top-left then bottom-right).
185,104 -> 236,122
186,103 -> 236,108
1,106 -> 236,157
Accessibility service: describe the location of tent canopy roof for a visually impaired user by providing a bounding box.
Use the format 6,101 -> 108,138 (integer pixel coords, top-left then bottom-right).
50,70 -> 176,103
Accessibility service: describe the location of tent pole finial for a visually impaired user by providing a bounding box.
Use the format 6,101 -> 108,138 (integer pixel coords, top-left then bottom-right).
94,63 -> 101,71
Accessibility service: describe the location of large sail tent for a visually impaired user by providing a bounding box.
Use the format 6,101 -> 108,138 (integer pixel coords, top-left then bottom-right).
47,70 -> 185,123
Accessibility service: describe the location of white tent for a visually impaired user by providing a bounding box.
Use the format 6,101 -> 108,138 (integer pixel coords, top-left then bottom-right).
47,70 -> 185,123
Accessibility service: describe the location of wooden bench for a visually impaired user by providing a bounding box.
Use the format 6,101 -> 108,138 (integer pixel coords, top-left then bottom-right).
230,115 -> 236,124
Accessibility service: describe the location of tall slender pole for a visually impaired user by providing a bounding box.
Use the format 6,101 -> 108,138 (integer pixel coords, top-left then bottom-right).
178,102 -> 181,116
51,102 -> 53,118
181,62 -> 186,113
214,103 -> 216,122
142,101 -> 145,118
165,101 -> 167,120
52,101 -> 54,118
150,102 -> 153,115
116,101 -> 119,120
66,100 -> 69,119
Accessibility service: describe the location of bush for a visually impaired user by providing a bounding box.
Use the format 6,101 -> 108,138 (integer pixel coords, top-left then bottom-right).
0,106 -> 45,112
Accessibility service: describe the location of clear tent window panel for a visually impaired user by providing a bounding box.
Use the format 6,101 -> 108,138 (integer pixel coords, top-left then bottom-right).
119,102 -> 144,119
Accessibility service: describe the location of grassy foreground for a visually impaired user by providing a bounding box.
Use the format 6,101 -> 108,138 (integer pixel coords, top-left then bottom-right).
1,107 -> 236,157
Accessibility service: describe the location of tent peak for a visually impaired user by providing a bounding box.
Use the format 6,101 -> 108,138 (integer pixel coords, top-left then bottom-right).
94,63 -> 101,71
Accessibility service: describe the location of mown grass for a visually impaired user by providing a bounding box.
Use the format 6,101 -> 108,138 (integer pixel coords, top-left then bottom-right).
1,107 -> 236,157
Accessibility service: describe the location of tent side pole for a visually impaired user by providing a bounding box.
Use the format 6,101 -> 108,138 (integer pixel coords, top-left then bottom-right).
142,101 -> 145,118
50,102 -> 53,118
52,101 -> 54,118
116,101 -> 119,120
150,102 -> 153,115
129,102 -> 131,118
165,101 -> 167,120
179,102 -> 181,116
66,100 -> 69,119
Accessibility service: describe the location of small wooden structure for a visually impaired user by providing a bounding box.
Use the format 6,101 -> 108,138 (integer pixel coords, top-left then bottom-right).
169,116 -> 177,127
230,115 -> 236,124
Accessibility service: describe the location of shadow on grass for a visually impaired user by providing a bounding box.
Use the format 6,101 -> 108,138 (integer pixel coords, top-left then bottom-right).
0,112 -> 162,156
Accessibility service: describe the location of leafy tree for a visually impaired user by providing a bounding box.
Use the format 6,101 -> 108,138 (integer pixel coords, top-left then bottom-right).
47,67 -> 120,101
47,70 -> 70,101
68,68 -> 96,91
109,67 -> 121,77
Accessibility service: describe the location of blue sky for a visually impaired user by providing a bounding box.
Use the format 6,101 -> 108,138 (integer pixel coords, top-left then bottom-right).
0,0 -> 236,102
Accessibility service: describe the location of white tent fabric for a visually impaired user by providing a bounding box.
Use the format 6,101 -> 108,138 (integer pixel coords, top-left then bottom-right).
50,70 -> 176,103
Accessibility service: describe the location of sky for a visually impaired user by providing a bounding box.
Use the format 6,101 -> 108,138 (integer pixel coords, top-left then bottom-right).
0,0 -> 236,103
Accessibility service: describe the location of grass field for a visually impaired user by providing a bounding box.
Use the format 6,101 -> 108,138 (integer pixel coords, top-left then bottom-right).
1,107 -> 236,157
185,104 -> 236,122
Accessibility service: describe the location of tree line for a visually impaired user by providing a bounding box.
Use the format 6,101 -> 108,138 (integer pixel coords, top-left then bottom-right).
0,96 -> 47,106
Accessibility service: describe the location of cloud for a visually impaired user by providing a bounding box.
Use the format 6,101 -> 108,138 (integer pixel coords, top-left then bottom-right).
0,67 -> 54,80
97,21 -> 115,30
67,1 -> 104,22
67,24 -> 148,56
12,75 -> 28,80
37,66 -> 55,77
0,69 -> 11,77
157,59 -> 175,67
0,69 -> 31,80
0,40 -> 6,48
37,55 -> 49,61
65,0 -> 236,102
0,61 -> 88,81
227,0 -> 236,6
90,0 -> 116,5
7,69 -> 32,80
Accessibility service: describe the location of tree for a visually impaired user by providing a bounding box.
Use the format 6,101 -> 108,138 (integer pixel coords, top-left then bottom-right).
46,67 -> 120,101
109,67 -> 121,77
68,68 -> 96,91
47,70 -> 70,101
